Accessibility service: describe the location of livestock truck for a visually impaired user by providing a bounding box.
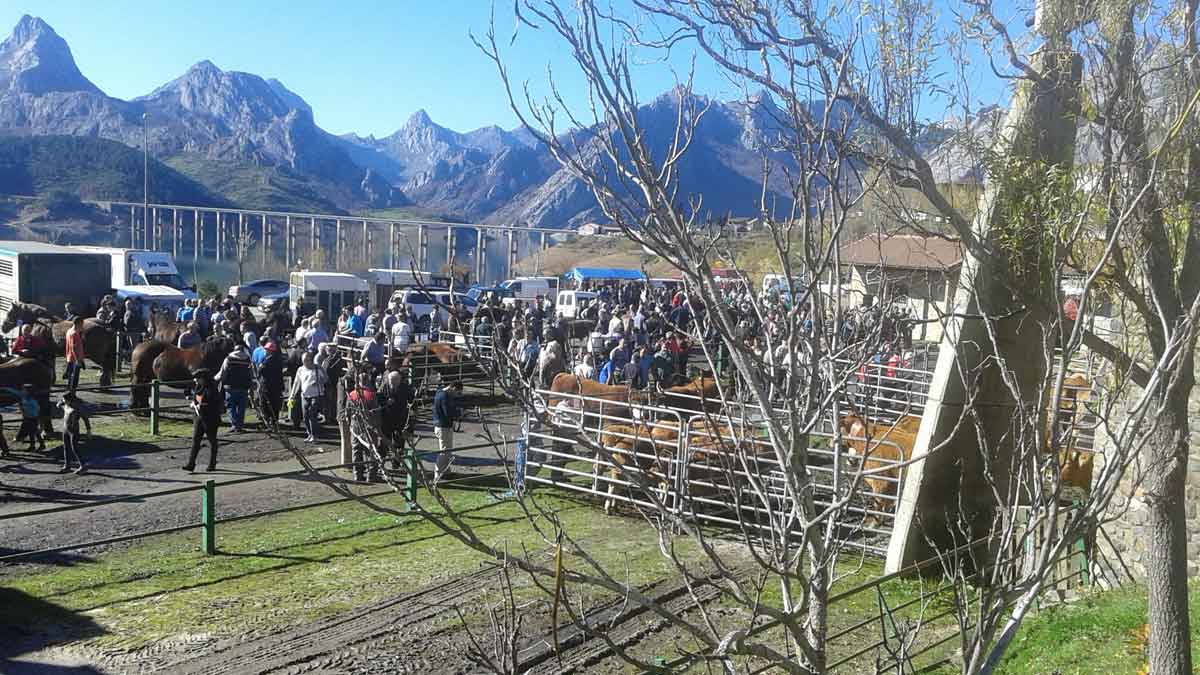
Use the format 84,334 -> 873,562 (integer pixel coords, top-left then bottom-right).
0,242 -> 112,327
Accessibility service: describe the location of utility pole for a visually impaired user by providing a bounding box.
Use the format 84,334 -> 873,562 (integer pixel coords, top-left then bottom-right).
142,113 -> 150,242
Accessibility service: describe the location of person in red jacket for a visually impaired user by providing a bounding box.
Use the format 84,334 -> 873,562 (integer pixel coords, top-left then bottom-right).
64,317 -> 86,392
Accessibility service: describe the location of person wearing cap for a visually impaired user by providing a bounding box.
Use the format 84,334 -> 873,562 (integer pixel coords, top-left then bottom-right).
183,369 -> 222,473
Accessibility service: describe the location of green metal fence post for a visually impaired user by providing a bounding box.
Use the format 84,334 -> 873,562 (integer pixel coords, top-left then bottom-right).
201,479 -> 216,554
150,379 -> 161,435
405,444 -> 417,509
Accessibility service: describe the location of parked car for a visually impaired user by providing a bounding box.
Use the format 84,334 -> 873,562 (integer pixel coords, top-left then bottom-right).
228,279 -> 289,305
256,286 -> 291,311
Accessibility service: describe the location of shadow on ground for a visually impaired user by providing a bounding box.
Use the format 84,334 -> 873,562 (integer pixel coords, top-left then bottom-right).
0,587 -> 106,674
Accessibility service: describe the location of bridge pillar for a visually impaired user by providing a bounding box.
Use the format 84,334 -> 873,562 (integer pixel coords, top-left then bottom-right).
335,219 -> 342,269
304,216 -> 314,266
417,224 -> 428,272
507,229 -> 517,280
885,41 -> 1083,572
261,214 -> 269,267
388,222 -> 397,269
362,220 -> 370,267
285,215 -> 293,268
475,227 -> 485,285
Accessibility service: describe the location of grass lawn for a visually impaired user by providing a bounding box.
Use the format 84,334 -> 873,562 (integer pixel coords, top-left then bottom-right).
0,485 -> 714,654
970,582 -> 1200,675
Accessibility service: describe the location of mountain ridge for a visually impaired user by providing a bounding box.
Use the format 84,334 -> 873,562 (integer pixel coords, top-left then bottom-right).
0,14 -> 826,230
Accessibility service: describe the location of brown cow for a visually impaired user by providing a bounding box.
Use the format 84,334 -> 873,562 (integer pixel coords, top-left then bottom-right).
838,414 -> 921,527
659,376 -> 721,412
1051,373 -> 1095,494
596,423 -> 667,514
548,373 -> 634,419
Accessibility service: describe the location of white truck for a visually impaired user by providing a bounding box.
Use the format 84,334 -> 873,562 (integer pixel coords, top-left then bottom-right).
76,247 -> 198,301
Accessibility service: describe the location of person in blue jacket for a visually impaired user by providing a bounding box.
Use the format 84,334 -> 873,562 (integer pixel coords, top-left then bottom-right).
597,358 -> 615,385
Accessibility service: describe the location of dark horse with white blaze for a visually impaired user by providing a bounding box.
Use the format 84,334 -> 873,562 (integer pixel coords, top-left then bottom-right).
129,337 -> 236,411
1,303 -> 117,386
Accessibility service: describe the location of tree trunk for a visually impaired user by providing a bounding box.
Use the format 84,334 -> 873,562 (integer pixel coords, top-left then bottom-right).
1144,393 -> 1193,675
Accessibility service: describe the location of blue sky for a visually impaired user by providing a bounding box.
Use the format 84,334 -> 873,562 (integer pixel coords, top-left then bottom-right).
1,1 -> 1015,137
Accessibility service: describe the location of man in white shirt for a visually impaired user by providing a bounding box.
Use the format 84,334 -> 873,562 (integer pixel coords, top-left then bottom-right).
391,309 -> 414,352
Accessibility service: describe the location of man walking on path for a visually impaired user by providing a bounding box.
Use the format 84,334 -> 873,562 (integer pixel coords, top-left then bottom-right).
291,351 -> 328,443
64,317 -> 86,392
216,341 -> 253,433
432,380 -> 462,484
184,369 -> 222,473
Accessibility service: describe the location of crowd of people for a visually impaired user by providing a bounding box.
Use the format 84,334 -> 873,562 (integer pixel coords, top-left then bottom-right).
2,272 -> 927,482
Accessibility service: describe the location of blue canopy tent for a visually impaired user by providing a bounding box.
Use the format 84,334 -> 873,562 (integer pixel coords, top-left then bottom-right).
567,267 -> 647,283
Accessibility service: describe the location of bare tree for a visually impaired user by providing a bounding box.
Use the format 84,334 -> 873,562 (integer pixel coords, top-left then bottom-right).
320,1 -> 1195,673
234,227 -> 256,285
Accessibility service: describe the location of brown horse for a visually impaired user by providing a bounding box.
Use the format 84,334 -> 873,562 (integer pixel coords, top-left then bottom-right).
0,356 -> 55,432
3,303 -> 116,386
129,337 -> 236,410
148,310 -> 185,344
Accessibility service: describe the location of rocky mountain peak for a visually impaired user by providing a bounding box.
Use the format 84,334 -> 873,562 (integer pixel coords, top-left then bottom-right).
406,108 -> 435,128
0,14 -> 101,95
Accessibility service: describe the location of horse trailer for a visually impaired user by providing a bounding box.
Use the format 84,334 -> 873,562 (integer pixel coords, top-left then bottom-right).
0,242 -> 112,327
289,271 -> 370,322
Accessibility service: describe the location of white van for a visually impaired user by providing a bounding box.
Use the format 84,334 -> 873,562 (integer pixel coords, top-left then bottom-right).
555,290 -> 598,319
498,277 -> 556,306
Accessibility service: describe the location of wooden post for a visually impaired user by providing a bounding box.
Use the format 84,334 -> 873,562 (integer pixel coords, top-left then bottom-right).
149,379 -> 161,435
201,479 -> 216,554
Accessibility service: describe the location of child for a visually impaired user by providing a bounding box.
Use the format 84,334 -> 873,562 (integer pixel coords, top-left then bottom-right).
58,392 -> 91,474
15,384 -> 42,451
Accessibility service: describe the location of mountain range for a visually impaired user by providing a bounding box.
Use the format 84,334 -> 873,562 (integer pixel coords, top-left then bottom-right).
0,14 -> 808,230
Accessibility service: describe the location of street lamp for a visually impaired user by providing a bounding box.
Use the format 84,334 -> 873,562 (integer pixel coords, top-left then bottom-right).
142,112 -> 149,249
